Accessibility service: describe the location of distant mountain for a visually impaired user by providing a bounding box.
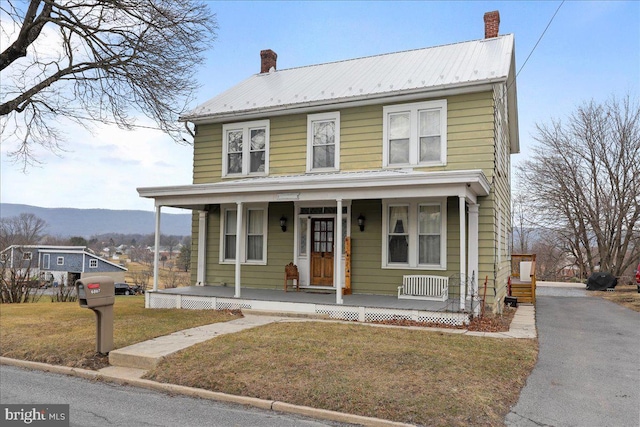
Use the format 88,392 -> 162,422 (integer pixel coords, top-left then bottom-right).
0,203 -> 191,237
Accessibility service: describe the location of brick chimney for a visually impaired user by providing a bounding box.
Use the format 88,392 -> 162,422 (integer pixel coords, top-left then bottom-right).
484,11 -> 500,39
260,49 -> 277,73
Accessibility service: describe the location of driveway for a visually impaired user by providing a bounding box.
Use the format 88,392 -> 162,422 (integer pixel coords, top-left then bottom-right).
506,286 -> 640,426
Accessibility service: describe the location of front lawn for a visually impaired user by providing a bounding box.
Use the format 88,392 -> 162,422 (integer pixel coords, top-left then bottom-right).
146,321 -> 537,427
1,297 -> 537,426
0,296 -> 241,369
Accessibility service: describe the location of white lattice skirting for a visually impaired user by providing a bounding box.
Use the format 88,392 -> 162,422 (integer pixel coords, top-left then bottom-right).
146,293 -> 470,326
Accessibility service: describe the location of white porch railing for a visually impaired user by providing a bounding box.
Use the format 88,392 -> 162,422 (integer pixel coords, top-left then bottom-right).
146,292 -> 469,326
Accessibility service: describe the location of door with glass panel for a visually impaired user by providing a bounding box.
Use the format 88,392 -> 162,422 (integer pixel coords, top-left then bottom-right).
310,218 -> 334,286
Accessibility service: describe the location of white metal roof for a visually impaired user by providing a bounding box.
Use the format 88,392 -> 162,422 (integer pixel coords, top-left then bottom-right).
184,34 -> 515,123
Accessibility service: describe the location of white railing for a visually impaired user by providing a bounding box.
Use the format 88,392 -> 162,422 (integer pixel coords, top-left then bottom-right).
147,292 -> 468,326
398,275 -> 448,301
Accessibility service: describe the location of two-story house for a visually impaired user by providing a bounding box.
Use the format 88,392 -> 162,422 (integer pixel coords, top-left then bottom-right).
138,11 -> 518,320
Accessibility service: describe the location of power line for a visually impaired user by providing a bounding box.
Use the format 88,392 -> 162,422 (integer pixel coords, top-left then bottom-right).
513,1 -> 565,85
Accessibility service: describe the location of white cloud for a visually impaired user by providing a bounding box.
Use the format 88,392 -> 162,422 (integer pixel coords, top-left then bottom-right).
1,120 -> 192,212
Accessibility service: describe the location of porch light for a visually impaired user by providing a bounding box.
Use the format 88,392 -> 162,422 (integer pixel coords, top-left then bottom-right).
357,214 -> 365,231
280,216 -> 287,232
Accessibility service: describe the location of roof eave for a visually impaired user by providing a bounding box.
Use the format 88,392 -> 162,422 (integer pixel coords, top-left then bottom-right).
137,169 -> 491,209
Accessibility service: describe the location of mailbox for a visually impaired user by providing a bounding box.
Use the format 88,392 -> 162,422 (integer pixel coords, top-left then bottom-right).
76,276 -> 115,354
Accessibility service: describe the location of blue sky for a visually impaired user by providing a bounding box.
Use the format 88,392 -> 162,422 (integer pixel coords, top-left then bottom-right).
1,1 -> 638,212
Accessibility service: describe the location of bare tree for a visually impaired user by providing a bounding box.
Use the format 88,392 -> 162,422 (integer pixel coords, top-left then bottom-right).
1,0 -> 217,169
0,213 -> 48,248
511,191 -> 534,254
0,247 -> 44,303
518,95 -> 640,277
161,234 -> 179,259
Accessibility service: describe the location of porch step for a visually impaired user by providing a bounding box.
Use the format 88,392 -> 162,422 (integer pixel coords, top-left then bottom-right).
242,308 -> 331,320
510,283 -> 535,304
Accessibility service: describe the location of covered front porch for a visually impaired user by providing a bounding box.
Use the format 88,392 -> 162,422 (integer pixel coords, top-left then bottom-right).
138,169 -> 491,316
145,284 -> 472,325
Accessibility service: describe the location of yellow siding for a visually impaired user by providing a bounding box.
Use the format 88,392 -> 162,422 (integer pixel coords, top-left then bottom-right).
192,91 -> 496,182
187,89 -> 512,306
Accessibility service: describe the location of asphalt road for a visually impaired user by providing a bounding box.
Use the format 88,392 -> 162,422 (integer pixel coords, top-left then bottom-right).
506,288 -> 640,427
0,366 -> 354,427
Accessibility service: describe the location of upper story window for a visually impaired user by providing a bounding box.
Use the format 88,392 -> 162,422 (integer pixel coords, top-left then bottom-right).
307,112 -> 340,172
23,252 -> 32,261
57,256 -> 64,265
383,100 -> 447,168
89,259 -> 98,268
222,120 -> 270,177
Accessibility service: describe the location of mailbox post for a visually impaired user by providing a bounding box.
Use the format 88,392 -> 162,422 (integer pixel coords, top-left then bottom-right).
76,276 -> 115,354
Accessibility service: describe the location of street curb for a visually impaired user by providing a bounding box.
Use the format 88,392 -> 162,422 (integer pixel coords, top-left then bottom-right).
0,357 -> 414,427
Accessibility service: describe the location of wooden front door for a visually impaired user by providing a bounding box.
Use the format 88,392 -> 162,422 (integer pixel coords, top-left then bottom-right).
310,218 -> 334,286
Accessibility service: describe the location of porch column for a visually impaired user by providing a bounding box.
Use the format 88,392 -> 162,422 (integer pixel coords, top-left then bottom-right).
234,202 -> 243,298
459,196 -> 466,311
153,205 -> 161,292
335,198 -> 343,304
468,204 -> 479,315
196,210 -> 207,286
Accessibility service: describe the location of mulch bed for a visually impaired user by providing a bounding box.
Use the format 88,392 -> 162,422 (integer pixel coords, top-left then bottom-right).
371,305 -> 517,332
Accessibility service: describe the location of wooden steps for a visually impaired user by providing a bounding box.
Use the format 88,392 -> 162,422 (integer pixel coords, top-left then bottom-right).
510,280 -> 535,304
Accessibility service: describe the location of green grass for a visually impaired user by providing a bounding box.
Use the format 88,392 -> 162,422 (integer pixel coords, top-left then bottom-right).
1,298 -> 538,426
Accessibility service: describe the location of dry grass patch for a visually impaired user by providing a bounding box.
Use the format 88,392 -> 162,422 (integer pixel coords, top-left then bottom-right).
598,284 -> 640,312
0,296 -> 241,369
146,322 -> 537,426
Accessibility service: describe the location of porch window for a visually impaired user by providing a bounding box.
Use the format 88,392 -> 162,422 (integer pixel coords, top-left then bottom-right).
224,209 -> 237,260
23,252 -> 32,261
307,112 -> 340,172
382,200 -> 446,269
383,100 -> 447,167
221,205 -> 268,264
388,205 -> 409,263
222,120 -> 270,177
299,217 -> 307,255
418,204 -> 441,265
246,209 -> 264,261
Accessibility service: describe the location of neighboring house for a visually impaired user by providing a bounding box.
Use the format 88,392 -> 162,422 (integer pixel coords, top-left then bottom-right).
138,11 -> 518,313
0,245 -> 127,285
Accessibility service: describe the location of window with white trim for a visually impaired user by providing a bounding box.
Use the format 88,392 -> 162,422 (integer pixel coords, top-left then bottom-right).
222,120 -> 269,177
418,204 -> 442,265
223,209 -> 237,260
89,259 -> 98,268
23,252 -> 32,261
307,112 -> 340,172
382,200 -> 446,269
221,205 -> 268,264
57,256 -> 64,266
383,100 -> 447,167
246,209 -> 264,261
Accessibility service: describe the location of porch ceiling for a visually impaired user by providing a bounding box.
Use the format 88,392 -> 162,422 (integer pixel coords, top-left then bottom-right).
137,169 -> 490,210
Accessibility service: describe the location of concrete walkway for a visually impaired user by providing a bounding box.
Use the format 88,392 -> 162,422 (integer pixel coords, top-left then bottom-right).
108,314 -> 294,372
